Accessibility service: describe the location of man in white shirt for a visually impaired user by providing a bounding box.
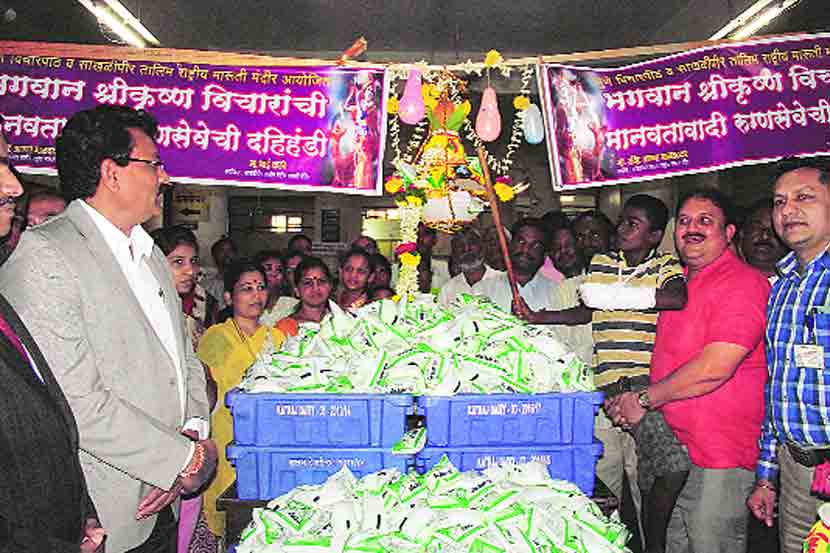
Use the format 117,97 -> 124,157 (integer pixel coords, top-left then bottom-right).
477,218 -> 593,365
0,106 -> 217,553
438,227 -> 502,306
477,218 -> 558,311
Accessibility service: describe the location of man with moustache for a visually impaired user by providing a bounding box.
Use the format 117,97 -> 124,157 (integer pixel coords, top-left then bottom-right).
747,159 -> 830,553
477,218 -> 559,314
739,197 -> 789,283
437,227 -> 503,306
539,210 -> 571,283
0,106 -> 217,553
607,189 -> 769,553
475,218 -> 597,366
0,120 -> 105,553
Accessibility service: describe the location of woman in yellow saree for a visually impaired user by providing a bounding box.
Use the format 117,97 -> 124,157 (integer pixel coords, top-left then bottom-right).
196,259 -> 285,542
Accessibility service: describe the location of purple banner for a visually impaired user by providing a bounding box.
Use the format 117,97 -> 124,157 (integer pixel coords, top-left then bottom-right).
540,33 -> 830,190
0,44 -> 388,195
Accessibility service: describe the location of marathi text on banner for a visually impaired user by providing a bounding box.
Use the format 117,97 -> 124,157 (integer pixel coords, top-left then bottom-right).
0,45 -> 388,195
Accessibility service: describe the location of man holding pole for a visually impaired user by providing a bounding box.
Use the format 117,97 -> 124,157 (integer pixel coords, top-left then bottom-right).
477,215 -> 598,387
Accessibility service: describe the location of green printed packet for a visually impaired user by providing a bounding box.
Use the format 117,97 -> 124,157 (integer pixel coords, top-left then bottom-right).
392,427 -> 426,456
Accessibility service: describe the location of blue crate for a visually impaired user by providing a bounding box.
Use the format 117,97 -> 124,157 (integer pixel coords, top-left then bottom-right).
416,392 -> 603,447
415,442 -> 604,496
227,444 -> 414,500
226,390 -> 414,448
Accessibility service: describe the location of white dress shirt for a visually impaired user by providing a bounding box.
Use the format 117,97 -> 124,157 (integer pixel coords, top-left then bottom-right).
438,265 -> 503,306
476,269 -> 559,312
80,201 -> 209,469
79,201 -> 185,415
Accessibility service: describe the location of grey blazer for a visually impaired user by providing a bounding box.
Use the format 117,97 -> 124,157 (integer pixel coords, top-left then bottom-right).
0,201 -> 210,553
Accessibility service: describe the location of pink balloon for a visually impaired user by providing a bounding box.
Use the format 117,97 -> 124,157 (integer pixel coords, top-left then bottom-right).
398,69 -> 425,125
475,86 -> 502,142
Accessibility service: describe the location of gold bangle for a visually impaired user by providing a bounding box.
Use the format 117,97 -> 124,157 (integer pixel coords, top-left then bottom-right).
179,442 -> 205,479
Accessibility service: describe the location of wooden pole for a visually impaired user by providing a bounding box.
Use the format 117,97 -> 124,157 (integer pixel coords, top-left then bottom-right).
476,145 -> 520,307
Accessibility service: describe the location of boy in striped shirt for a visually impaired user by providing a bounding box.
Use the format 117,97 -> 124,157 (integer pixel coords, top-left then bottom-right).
514,194 -> 687,551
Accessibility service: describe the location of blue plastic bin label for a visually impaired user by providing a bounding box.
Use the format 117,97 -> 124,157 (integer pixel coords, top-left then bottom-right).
475,453 -> 552,469
274,403 -> 354,417
465,400 -> 543,416
287,456 -> 368,470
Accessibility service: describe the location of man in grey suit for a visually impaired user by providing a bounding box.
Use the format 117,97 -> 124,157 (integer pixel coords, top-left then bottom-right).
0,106 -> 217,553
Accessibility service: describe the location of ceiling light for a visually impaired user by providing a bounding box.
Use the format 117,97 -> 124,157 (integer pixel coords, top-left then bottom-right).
102,0 -> 160,46
77,0 -> 159,48
710,0 -> 799,41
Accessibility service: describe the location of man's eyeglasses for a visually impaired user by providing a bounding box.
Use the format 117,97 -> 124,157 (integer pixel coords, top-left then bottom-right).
122,157 -> 165,171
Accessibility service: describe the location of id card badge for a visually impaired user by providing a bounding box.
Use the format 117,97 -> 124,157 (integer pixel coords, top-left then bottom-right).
795,344 -> 825,369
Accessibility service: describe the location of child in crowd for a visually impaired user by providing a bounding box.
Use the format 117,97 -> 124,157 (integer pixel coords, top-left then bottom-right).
514,194 -> 688,553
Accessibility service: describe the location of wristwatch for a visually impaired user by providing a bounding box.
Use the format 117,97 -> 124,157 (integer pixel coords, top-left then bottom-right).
637,389 -> 652,410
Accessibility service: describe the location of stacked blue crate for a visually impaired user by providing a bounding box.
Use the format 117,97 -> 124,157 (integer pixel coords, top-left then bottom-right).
226,391 -> 415,499
414,392 -> 604,495
227,390 -> 606,500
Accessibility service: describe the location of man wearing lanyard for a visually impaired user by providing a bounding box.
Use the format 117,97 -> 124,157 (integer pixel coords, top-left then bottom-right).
0,106 -> 217,553
748,158 -> 830,553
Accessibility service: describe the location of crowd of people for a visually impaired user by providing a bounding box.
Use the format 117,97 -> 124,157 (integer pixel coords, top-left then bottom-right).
1,105 -> 829,553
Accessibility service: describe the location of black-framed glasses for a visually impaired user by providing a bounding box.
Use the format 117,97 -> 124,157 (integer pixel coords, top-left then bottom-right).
124,157 -> 165,171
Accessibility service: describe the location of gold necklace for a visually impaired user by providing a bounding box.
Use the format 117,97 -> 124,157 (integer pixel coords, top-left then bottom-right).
232,318 -> 259,360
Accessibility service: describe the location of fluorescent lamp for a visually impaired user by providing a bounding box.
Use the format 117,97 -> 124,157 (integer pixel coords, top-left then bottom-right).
102,0 -> 160,45
732,1 -> 794,39
77,0 -> 158,48
710,0 -> 799,40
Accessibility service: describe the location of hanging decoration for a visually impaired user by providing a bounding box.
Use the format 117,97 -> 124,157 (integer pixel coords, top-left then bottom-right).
384,52 -> 536,299
474,49 -> 504,143
522,102 -> 546,144
475,86 -> 501,142
398,69 -> 426,125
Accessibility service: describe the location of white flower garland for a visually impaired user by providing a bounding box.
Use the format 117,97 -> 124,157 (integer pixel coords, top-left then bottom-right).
394,204 -> 423,299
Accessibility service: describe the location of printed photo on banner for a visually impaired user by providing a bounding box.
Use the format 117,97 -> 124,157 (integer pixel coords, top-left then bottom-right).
546,67 -> 615,186
539,32 -> 830,190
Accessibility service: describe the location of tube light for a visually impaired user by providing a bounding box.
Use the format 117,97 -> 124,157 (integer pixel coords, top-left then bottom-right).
102,0 -> 160,46
77,0 -> 155,48
710,0 -> 775,40
710,0 -> 799,41
732,1 -> 796,39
